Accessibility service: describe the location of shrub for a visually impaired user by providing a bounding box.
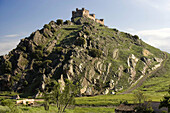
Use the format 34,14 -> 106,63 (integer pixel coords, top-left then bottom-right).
44,24 -> 51,30
36,45 -> 43,50
54,47 -> 63,54
89,37 -> 93,40
32,50 -> 43,60
56,19 -> 63,25
17,45 -> 26,51
75,37 -> 86,46
43,79 -> 79,113
2,60 -> 12,73
84,30 -> 90,36
133,35 -> 139,40
49,21 -> 55,26
1,99 -> 21,113
89,48 -> 102,57
83,22 -> 90,26
64,20 -> 71,25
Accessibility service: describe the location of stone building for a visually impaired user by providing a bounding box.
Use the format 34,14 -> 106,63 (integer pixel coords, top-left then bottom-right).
71,8 -> 104,25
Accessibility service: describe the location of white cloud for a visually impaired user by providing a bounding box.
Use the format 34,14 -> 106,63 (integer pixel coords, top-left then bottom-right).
135,0 -> 170,11
0,32 -> 29,56
125,28 -> 170,53
3,32 -> 28,38
0,41 -> 20,55
4,34 -> 20,38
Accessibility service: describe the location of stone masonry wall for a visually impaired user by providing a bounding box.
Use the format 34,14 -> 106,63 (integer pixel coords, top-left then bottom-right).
72,8 -> 104,25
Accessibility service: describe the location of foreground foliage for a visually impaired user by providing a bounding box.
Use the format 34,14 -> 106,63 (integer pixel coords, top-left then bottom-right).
43,79 -> 79,113
159,86 -> 170,112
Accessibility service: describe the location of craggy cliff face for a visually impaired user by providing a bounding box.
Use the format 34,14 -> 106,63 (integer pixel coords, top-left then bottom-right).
0,17 -> 165,97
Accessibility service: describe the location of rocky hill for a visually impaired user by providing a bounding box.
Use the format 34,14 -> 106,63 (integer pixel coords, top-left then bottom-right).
0,17 -> 166,97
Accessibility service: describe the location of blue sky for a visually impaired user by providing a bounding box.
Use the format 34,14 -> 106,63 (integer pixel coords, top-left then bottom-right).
0,0 -> 170,55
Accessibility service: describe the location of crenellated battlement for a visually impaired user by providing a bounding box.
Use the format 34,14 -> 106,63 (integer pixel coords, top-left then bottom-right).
71,8 -> 104,25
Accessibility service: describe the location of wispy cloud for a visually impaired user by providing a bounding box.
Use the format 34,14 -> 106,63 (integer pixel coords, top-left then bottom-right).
0,32 -> 29,55
136,0 -> 170,11
2,32 -> 28,38
4,34 -> 20,38
0,41 -> 20,55
125,28 -> 170,53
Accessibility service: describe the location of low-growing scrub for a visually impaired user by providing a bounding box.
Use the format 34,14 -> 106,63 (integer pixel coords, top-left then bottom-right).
56,19 -> 63,25
89,48 -> 102,57
75,37 -> 86,46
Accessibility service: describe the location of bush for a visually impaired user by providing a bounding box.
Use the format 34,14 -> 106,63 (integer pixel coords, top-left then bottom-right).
89,37 -> 93,40
75,37 -> 86,46
83,22 -> 90,26
56,19 -> 63,25
44,24 -> 51,30
89,48 -> 102,57
54,47 -> 63,54
1,99 -> 21,113
49,21 -> 55,26
32,50 -> 43,60
133,35 -> 139,40
84,30 -> 90,36
64,20 -> 71,25
17,45 -> 26,51
2,60 -> 12,73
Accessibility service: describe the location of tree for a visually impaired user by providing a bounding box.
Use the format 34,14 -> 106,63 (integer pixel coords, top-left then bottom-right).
159,86 -> 170,113
43,79 -> 79,113
56,19 -> 63,25
133,90 -> 147,105
89,48 -> 102,58
133,90 -> 153,113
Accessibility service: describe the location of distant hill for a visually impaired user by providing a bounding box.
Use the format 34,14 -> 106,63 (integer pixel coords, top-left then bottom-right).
0,13 -> 168,97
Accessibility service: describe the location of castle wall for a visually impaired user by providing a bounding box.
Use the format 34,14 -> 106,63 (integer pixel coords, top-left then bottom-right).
83,10 -> 89,17
95,19 -> 104,25
88,14 -> 95,21
72,8 -> 104,25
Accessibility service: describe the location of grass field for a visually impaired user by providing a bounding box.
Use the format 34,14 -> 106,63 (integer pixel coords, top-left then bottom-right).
0,93 -> 165,113
0,105 -> 115,113
134,53 -> 170,98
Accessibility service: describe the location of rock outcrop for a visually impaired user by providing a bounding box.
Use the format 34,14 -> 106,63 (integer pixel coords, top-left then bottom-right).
0,17 -> 165,97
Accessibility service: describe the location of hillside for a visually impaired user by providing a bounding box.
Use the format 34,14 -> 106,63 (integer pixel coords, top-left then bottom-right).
0,17 -> 167,97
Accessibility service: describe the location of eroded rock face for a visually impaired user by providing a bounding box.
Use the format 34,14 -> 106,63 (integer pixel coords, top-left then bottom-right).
127,54 -> 138,83
17,54 -> 28,70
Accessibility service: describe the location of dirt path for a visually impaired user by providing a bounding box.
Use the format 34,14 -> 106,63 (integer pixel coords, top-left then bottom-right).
120,52 -> 168,94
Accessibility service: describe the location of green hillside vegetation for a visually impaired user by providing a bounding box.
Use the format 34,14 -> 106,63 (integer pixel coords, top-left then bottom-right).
136,53 -> 170,96
0,16 -> 169,113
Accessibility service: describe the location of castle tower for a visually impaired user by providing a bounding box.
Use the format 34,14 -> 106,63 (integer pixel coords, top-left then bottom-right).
71,8 -> 104,25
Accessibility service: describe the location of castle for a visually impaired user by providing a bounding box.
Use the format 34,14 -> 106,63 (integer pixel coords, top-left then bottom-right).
71,8 -> 104,25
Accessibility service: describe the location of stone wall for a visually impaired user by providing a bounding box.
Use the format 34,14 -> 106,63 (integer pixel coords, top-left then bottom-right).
88,14 -> 95,21
95,19 -> 104,25
72,8 -> 104,25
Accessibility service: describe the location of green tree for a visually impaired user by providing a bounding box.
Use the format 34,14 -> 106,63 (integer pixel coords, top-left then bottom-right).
159,86 -> 170,113
89,48 -> 102,58
64,20 -> 71,25
133,90 -> 147,105
44,24 -> 51,30
43,79 -> 79,113
2,60 -> 12,73
133,90 -> 153,113
56,19 -> 63,25
75,37 -> 86,46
